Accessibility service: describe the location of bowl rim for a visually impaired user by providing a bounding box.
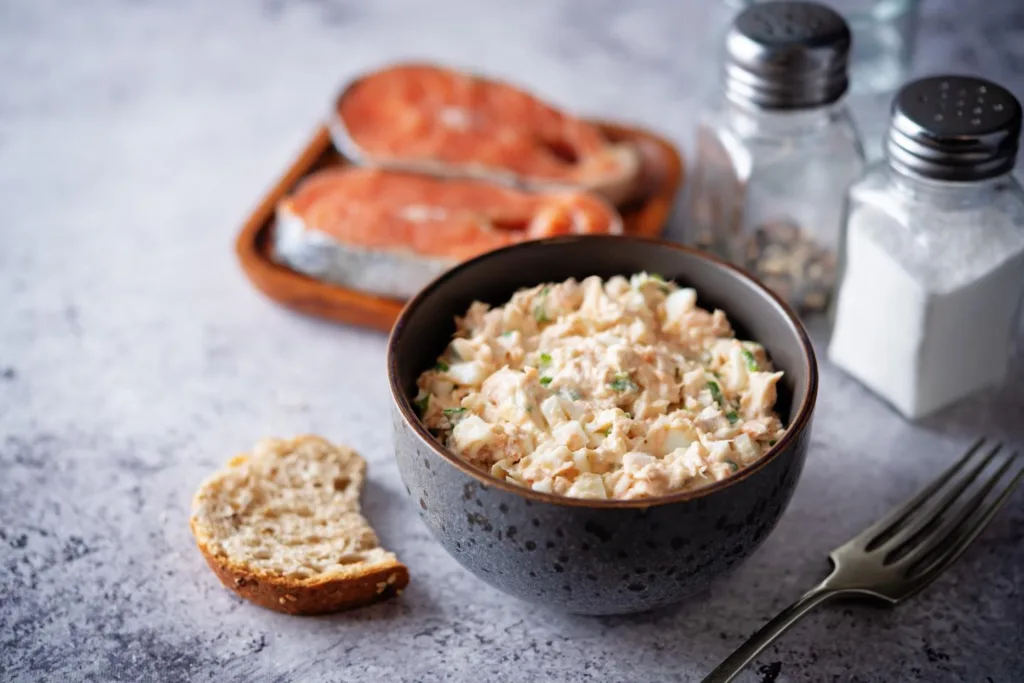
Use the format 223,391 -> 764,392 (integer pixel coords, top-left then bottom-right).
386,234 -> 818,509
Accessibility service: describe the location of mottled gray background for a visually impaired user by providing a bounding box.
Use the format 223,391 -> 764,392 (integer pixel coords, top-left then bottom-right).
1,1 -> 1022,682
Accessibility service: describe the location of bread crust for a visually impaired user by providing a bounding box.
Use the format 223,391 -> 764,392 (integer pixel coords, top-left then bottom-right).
193,523 -> 409,614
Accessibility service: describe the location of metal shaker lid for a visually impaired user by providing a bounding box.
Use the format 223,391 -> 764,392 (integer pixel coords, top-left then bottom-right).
886,75 -> 1022,181
724,1 -> 851,110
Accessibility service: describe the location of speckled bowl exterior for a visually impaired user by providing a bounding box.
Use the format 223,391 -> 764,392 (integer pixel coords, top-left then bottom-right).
387,236 -> 818,615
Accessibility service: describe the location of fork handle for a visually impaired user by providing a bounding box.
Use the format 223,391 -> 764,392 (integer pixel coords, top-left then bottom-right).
701,584 -> 844,683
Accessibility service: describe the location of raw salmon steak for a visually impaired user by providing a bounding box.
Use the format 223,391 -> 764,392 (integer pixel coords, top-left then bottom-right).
272,167 -> 622,299
331,63 -> 642,205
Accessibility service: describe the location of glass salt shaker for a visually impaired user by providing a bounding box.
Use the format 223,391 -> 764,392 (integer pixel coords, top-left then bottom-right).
829,76 -> 1024,419
688,1 -> 866,313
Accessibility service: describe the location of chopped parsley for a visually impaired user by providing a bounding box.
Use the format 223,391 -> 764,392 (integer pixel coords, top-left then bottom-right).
434,360 -> 449,372
648,273 -> 670,293
539,377 -> 553,386
539,352 -> 552,364
609,373 -> 639,392
414,394 -> 430,415
724,459 -> 739,472
501,330 -> 514,337
768,439 -> 777,447
566,388 -> 582,400
443,407 -> 466,417
600,427 -> 612,436
623,411 -> 633,419
707,380 -> 725,406
533,286 -> 551,323
725,410 -> 739,424
740,349 -> 759,372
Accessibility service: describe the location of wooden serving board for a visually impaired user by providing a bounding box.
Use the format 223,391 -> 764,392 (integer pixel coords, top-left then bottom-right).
236,122 -> 685,332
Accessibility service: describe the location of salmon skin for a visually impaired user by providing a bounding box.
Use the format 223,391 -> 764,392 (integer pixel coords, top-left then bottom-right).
272,167 -> 623,300
331,63 -> 642,206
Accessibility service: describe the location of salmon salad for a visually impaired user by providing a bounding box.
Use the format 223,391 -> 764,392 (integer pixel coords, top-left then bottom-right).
415,274 -> 787,500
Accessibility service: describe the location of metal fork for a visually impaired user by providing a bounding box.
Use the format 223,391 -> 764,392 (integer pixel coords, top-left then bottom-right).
703,438 -> 1023,683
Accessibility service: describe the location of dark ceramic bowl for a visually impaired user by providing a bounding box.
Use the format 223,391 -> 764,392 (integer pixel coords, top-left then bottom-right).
387,235 -> 817,615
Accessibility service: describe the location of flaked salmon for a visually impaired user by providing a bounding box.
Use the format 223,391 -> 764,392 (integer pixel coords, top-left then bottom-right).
273,167 -> 622,299
331,63 -> 642,205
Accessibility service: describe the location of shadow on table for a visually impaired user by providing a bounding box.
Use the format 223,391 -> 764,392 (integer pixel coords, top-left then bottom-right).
913,366 -> 1024,447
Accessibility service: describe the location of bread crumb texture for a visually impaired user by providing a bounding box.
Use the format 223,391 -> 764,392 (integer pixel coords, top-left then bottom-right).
190,435 -> 408,615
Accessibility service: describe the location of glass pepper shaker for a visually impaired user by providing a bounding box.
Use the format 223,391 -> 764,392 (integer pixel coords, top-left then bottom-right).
687,1 -> 866,313
829,75 -> 1024,419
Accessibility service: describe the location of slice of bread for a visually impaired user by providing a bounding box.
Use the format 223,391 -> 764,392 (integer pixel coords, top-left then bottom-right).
190,435 -> 409,615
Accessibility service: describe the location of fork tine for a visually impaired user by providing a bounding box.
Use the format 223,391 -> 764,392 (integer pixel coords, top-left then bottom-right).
847,437 -> 987,552
904,452 -> 1023,581
878,441 -> 1003,559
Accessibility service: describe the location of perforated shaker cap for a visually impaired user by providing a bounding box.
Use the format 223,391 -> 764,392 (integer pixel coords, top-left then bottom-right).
886,76 -> 1023,181
724,1 -> 851,110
